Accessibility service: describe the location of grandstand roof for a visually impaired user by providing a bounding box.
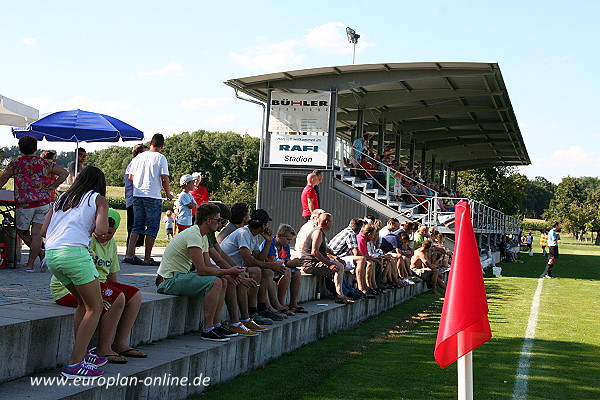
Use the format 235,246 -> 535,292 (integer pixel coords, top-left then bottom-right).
225,62 -> 530,171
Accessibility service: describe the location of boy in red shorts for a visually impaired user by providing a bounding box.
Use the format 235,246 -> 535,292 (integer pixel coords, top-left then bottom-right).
50,208 -> 146,363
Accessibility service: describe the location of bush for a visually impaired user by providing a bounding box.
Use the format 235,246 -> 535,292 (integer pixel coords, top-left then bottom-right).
107,196 -> 127,210
212,179 -> 257,207
162,200 -> 174,212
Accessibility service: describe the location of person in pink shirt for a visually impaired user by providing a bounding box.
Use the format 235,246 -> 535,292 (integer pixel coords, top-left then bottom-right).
300,173 -> 319,222
0,136 -> 68,271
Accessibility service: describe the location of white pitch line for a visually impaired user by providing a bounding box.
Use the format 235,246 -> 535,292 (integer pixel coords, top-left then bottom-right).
512,272 -> 547,400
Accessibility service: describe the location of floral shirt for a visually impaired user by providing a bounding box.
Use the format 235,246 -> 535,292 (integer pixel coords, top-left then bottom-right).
8,156 -> 53,208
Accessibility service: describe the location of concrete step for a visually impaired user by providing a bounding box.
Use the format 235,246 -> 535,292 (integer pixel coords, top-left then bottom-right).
0,283 -> 430,400
0,273 -> 319,384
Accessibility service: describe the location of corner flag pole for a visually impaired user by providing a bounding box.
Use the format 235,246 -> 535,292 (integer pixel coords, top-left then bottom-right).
457,351 -> 473,400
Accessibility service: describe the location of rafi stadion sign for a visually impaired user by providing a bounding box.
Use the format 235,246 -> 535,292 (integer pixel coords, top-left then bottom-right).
269,134 -> 328,167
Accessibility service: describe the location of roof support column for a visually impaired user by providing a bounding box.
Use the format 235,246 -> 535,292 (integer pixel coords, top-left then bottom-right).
430,156 -> 436,182
453,170 -> 459,190
395,126 -> 402,165
355,108 -> 364,143
421,148 -> 427,176
409,138 -> 415,171
439,161 -> 445,186
377,122 -> 385,156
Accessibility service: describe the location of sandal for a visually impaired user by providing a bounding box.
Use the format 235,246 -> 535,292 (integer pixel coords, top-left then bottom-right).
292,306 -> 308,314
117,348 -> 148,358
278,308 -> 295,317
104,354 -> 128,364
335,296 -> 355,304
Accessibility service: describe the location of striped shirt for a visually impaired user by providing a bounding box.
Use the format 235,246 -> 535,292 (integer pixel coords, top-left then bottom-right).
328,227 -> 358,257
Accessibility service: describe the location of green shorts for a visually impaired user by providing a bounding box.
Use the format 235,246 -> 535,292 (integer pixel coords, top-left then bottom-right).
157,271 -> 215,297
47,247 -> 99,287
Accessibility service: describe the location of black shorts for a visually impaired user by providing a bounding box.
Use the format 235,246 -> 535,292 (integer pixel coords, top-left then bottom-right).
549,246 -> 559,259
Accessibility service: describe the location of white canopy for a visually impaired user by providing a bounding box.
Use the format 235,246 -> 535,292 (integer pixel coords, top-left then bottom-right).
0,94 -> 39,127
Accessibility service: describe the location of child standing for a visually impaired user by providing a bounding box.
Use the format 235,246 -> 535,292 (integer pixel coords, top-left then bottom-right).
50,208 -> 146,364
176,174 -> 198,232
41,166 -> 109,379
164,209 -> 175,239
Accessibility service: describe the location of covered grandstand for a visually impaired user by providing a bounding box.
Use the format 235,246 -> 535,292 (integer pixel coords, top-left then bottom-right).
225,62 -> 530,259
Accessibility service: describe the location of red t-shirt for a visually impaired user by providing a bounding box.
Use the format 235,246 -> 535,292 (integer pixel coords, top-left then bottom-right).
8,156 -> 53,208
301,184 -> 319,217
190,186 -> 210,215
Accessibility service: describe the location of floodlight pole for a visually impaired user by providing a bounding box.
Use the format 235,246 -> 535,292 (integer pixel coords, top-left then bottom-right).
346,27 -> 360,65
352,42 -> 356,64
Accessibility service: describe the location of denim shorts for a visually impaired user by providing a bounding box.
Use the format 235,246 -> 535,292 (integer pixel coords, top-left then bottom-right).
132,197 -> 162,237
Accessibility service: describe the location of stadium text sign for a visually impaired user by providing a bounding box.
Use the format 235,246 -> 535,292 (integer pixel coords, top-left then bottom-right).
268,92 -> 331,133
269,133 -> 328,167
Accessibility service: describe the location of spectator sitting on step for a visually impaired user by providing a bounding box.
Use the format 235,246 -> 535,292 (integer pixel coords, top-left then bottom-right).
220,209 -> 287,328
356,224 -> 391,296
217,202 -> 250,244
293,208 -> 326,258
329,218 -> 370,296
301,213 -> 354,304
206,202 -> 260,337
261,224 -> 306,315
411,240 -> 447,296
156,203 -> 244,342
50,208 -> 146,363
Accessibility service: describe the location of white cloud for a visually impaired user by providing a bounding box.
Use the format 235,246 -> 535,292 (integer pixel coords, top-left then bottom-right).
23,95 -> 52,110
51,96 -> 140,115
204,114 -> 236,127
20,37 -> 36,46
180,96 -> 229,110
534,146 -> 600,168
137,62 -> 186,78
229,38 -> 304,71
228,22 -> 376,70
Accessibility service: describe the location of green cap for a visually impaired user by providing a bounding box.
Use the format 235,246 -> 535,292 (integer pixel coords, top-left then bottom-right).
108,208 -> 121,230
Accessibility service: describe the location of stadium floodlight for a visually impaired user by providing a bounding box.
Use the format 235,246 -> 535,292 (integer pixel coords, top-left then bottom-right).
346,27 -> 360,64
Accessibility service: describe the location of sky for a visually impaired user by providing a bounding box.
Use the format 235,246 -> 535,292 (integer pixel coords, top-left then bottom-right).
1,0 -> 599,183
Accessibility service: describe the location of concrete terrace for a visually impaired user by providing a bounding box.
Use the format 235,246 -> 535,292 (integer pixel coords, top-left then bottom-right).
0,246 -> 438,399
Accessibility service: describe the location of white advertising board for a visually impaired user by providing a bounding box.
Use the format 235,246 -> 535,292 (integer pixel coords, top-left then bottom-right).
269,133 -> 328,167
268,92 -> 331,133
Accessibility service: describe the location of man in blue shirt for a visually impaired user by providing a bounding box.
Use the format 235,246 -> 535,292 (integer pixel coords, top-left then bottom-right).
545,222 -> 560,279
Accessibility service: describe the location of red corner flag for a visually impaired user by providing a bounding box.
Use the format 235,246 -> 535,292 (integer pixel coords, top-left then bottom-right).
434,200 -> 492,368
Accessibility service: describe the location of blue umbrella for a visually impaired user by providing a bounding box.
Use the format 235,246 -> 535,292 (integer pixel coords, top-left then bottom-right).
12,109 -> 144,142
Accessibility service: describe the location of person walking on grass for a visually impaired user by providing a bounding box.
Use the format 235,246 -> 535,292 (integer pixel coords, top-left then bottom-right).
545,222 -> 560,279
41,166 -> 109,379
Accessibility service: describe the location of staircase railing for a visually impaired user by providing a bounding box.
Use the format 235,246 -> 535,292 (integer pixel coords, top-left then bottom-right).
332,138 -> 521,235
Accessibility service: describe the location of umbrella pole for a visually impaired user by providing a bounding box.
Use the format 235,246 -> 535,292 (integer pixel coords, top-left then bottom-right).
75,141 -> 79,178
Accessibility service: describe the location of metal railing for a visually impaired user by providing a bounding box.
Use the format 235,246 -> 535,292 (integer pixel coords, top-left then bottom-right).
333,138 -> 521,235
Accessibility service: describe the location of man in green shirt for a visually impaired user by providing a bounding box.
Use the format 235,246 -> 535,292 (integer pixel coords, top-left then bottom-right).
156,203 -> 244,341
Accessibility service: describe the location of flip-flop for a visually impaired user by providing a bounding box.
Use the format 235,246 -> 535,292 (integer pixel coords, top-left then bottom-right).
104,354 -> 128,364
292,306 -> 308,314
118,348 -> 148,358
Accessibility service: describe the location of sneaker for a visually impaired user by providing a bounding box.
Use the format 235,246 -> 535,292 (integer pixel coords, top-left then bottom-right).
250,311 -> 274,325
228,324 -> 259,336
402,278 -> 415,285
242,319 -> 267,331
85,348 -> 108,367
61,361 -> 104,379
215,325 -> 238,337
544,274 -> 555,279
258,308 -> 284,321
200,329 -> 230,342
410,276 -> 423,283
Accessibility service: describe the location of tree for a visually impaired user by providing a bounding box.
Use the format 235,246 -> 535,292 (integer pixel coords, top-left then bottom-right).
521,176 -> 556,218
86,145 -> 133,186
457,167 -> 528,216
543,177 -> 587,238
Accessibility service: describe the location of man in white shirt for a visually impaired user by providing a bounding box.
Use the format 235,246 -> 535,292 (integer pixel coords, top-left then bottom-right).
124,134 -> 173,266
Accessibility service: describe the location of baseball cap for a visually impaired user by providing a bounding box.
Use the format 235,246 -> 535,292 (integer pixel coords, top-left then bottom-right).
179,174 -> 195,186
191,172 -> 202,180
250,209 -> 272,223
108,208 -> 121,230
